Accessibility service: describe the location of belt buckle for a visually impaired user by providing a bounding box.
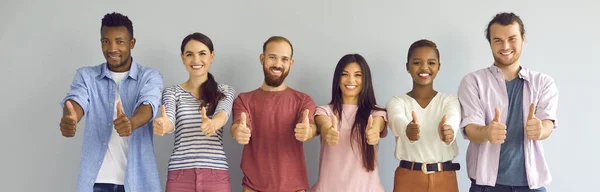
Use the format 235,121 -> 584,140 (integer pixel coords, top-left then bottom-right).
421,162 -> 440,174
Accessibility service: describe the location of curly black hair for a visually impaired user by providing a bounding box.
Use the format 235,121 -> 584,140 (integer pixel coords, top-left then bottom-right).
101,12 -> 133,39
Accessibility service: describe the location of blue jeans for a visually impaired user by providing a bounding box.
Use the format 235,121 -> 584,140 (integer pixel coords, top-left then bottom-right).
93,183 -> 125,192
469,179 -> 546,192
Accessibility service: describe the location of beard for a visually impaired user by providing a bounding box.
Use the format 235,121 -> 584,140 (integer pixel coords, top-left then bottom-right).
493,50 -> 521,66
106,53 -> 130,69
263,66 -> 289,87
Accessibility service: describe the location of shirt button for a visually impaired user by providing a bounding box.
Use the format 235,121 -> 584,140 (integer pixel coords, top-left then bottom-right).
98,162 -> 101,165
103,142 -> 107,145
108,123 -> 111,126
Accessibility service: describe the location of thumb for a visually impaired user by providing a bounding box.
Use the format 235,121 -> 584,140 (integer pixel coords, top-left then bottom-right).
117,101 -> 124,116
439,114 -> 447,128
202,106 -> 208,119
493,108 -> 501,122
65,100 -> 75,116
367,115 -> 373,129
240,112 -> 247,128
303,109 -> 310,124
411,111 -> 419,124
160,105 -> 167,117
528,103 -> 536,120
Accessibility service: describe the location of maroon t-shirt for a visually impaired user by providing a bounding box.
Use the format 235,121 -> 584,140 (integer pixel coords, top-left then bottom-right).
233,87 -> 316,192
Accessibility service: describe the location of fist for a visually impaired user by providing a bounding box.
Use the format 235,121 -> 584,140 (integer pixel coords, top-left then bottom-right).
233,112 -> 251,144
114,101 -> 132,137
488,108 -> 507,144
295,109 -> 312,142
406,111 -> 420,142
60,100 -> 78,137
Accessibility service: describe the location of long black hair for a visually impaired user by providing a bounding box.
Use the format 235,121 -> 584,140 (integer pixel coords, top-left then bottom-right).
180,32 -> 224,115
329,53 -> 385,171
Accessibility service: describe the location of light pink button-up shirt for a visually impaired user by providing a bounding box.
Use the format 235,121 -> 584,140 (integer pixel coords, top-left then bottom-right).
458,65 -> 559,189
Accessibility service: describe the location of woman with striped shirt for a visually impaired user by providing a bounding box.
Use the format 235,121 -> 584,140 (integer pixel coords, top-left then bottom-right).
153,32 -> 235,192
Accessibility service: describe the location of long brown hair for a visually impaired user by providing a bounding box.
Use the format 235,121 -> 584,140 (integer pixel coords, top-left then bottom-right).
329,53 -> 384,171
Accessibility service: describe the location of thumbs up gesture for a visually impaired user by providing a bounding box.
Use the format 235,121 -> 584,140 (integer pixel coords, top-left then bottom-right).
366,115 -> 380,145
233,112 -> 251,144
60,100 -> 78,137
295,109 -> 312,142
488,108 -> 507,144
438,114 -> 454,145
153,105 -> 173,136
324,115 -> 340,146
201,106 -> 216,137
406,111 -> 420,142
526,104 -> 543,140
114,101 -> 132,137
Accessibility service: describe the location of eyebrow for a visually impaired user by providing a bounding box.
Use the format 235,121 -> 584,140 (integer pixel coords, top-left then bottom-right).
493,35 -> 518,40
343,70 -> 363,73
184,50 -> 208,53
100,37 -> 125,41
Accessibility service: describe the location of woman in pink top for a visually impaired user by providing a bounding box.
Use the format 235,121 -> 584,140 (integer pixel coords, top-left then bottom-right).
310,53 -> 388,192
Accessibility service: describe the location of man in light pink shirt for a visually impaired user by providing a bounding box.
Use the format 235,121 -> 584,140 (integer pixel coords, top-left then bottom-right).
458,12 -> 559,191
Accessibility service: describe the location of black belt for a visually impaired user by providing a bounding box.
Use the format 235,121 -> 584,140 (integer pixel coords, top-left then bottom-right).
399,160 -> 460,174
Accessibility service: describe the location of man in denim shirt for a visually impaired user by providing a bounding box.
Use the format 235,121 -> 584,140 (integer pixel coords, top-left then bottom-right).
59,12 -> 163,192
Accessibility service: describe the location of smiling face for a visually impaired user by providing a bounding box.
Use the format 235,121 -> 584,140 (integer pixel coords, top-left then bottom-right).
181,39 -> 214,77
339,62 -> 363,99
407,46 -> 440,86
489,22 -> 525,67
101,26 -> 135,72
260,40 -> 294,87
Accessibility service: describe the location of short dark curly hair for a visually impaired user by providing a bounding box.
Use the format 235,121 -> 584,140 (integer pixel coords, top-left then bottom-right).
101,12 -> 133,39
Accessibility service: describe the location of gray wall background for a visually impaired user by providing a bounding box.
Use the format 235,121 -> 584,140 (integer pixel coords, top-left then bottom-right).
1,0 -> 598,191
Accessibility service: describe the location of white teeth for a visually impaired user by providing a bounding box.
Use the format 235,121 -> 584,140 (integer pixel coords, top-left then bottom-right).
345,85 -> 357,89
191,65 -> 203,69
271,69 -> 282,74
500,51 -> 513,55
419,73 -> 430,77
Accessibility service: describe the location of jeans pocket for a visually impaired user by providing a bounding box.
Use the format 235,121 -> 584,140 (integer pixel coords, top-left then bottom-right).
167,169 -> 183,182
212,170 -> 230,183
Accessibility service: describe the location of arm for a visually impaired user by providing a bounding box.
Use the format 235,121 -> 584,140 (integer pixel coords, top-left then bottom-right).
464,124 -> 490,144
540,120 -> 554,140
315,114 -> 333,136
457,75 -> 487,142
59,69 -> 89,137
443,96 -> 462,144
60,69 -> 90,123
130,105 -> 153,130
132,70 -> 164,130
386,98 -> 410,138
212,85 -> 236,131
536,77 -> 559,139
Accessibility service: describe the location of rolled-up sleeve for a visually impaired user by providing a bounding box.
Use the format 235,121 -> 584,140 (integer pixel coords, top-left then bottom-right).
458,74 -> 485,139
135,70 -> 163,120
535,76 -> 559,128
61,69 -> 90,114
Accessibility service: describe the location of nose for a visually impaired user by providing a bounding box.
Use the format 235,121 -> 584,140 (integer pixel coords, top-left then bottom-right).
419,63 -> 429,70
500,40 -> 510,50
349,74 -> 358,83
193,55 -> 201,64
